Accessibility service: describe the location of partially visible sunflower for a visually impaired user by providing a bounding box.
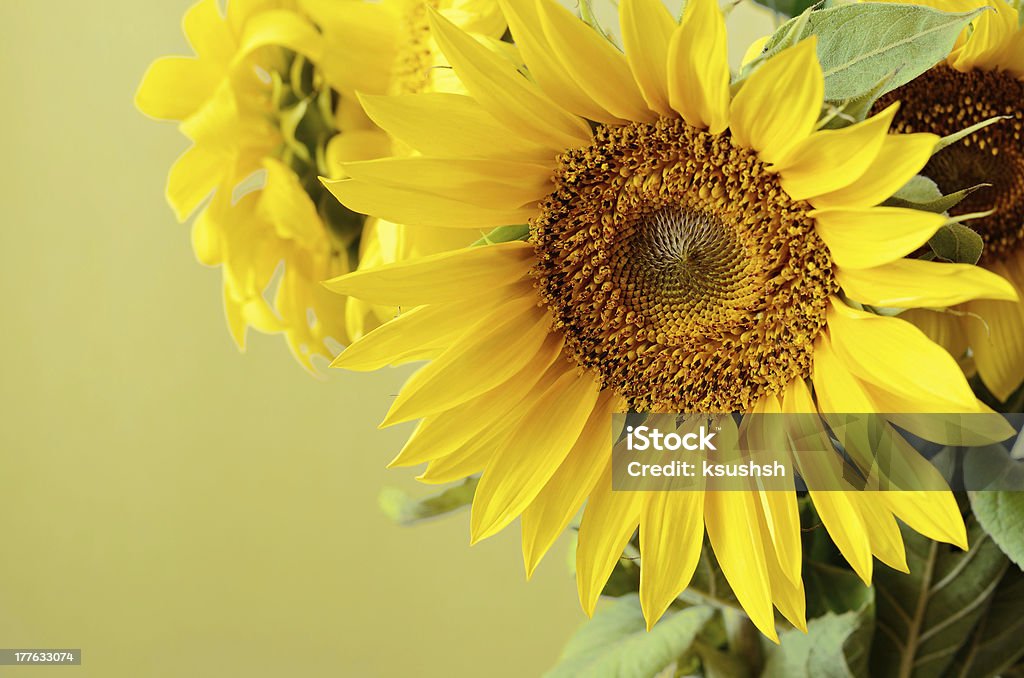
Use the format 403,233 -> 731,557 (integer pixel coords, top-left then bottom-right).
136,0 -> 505,366
872,0 -> 1024,402
322,0 -> 1017,637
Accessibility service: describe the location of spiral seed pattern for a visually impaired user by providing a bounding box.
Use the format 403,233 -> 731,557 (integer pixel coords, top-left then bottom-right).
531,118 -> 836,413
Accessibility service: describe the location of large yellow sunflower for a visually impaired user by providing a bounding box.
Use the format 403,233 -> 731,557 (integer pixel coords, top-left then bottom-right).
136,0 -> 504,366
872,0 -> 1024,402
323,0 -> 1017,637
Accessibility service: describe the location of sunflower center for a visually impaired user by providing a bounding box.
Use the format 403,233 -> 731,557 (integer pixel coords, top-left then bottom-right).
874,65 -> 1024,262
531,118 -> 836,413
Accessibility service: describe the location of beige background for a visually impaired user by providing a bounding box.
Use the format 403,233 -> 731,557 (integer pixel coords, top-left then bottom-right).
0,1 -> 775,675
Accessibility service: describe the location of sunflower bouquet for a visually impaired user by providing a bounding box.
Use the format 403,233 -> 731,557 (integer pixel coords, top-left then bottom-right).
138,0 -> 1024,675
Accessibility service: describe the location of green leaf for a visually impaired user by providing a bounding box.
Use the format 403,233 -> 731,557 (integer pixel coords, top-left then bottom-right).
761,4 -> 985,103
377,478 -> 477,525
962,444 -> 1024,491
762,610 -> 874,678
804,561 -> 873,619
472,224 -> 529,246
970,490 -> 1024,568
951,567 -> 1024,677
696,640 -> 752,678
545,595 -> 714,678
928,223 -> 984,264
763,563 -> 874,678
870,519 -> 1010,678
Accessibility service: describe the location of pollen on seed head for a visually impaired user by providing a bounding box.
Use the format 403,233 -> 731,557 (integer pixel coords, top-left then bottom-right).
530,118 -> 836,413
874,65 -> 1024,263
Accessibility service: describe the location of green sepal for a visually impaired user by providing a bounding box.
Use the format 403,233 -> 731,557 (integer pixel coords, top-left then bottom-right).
472,224 -> 530,246
928,222 -> 984,264
932,115 -> 1013,155
885,179 -> 990,215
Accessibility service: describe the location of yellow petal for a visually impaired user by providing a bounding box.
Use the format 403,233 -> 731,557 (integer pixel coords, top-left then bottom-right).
826,299 -> 979,412
620,0 -> 675,117
471,370 -> 602,542
964,259 -> 1024,401
390,332 -> 565,467
135,56 -> 221,121
639,491 -> 705,628
322,177 -> 537,229
808,490 -> 873,583
341,157 -> 552,210
259,158 -> 324,248
322,241 -> 534,305
418,415 -> 520,485
951,0 -> 1019,71
332,299 -> 494,372
704,491 -> 778,641
576,462 -> 644,616
898,307 -> 968,362
191,203 -> 222,266
521,391 -> 620,576
382,301 -> 551,425
777,104 -> 898,200
499,0 -> 617,123
757,503 -> 807,632
779,378 -> 874,583
837,258 -> 1018,308
233,9 -> 323,67
183,0 -> 235,64
853,494 -> 908,573
879,491 -> 968,550
812,207 -> 946,269
166,144 -> 225,222
303,0 -> 397,95
537,0 -> 655,122
667,0 -> 730,133
357,92 -> 554,163
325,130 -> 390,169
756,490 -> 802,586
810,133 -> 939,209
429,8 -> 593,151
730,38 -> 823,164
812,332 -> 876,413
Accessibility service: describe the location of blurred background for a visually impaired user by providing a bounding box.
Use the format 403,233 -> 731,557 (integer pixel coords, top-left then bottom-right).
0,1 -> 774,675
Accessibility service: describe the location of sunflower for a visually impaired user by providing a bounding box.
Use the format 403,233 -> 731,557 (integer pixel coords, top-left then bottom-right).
871,0 -> 1024,402
323,0 -> 1017,637
136,0 -> 504,366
